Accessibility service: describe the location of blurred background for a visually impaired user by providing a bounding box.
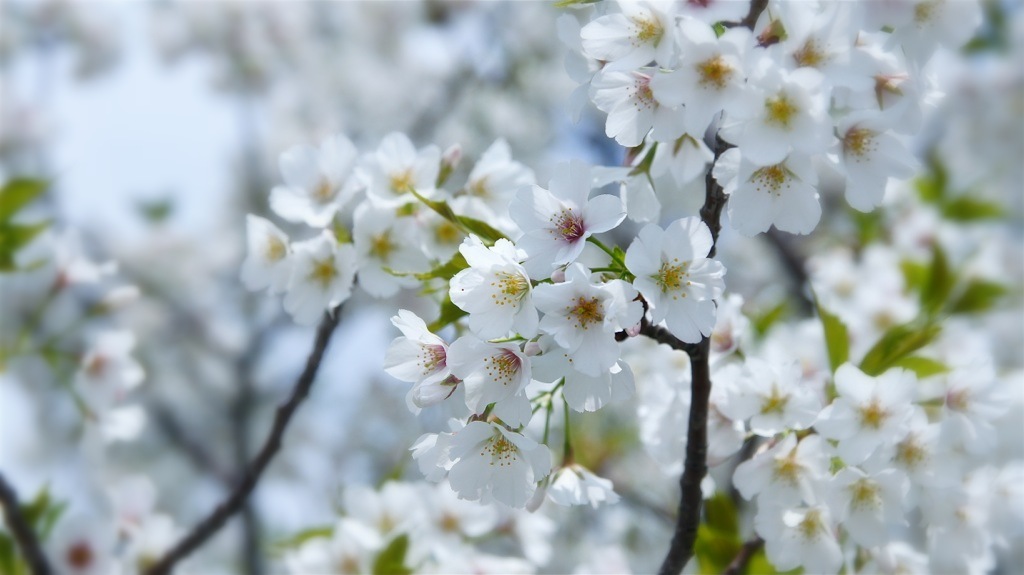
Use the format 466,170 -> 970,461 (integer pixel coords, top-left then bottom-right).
0,1 -> 1022,574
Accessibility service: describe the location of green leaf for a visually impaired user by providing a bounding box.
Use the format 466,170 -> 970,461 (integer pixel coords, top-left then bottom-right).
900,259 -> 928,295
746,547 -> 800,575
372,534 -> 412,575
270,525 -> 333,555
813,295 -> 849,374
454,215 -> 506,244
859,322 -> 942,377
694,523 -> 741,574
941,196 -> 1005,221
428,296 -> 468,333
0,532 -> 22,575
892,356 -> 950,378
414,252 -> 469,282
0,221 -> 50,271
752,301 -> 788,336
0,179 -> 47,221
921,244 -> 953,316
704,493 -> 739,536
949,279 -> 1008,314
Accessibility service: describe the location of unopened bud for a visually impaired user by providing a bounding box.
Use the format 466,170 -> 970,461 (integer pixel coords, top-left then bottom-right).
523,341 -> 542,356
436,143 -> 463,187
550,267 -> 566,283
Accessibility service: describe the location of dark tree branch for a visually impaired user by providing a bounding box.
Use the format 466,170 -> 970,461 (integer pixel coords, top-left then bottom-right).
0,472 -> 52,575
143,308 -> 343,575
722,537 -> 764,575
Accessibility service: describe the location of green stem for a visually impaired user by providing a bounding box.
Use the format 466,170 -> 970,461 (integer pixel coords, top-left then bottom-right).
562,395 -> 574,465
587,237 -> 627,269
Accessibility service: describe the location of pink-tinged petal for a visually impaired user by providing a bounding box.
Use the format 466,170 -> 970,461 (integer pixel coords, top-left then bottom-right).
584,194 -> 626,234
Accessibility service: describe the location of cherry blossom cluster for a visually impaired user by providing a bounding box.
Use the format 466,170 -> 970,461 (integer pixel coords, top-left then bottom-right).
561,0 -> 981,234
281,480 -> 555,574
242,128 -> 729,511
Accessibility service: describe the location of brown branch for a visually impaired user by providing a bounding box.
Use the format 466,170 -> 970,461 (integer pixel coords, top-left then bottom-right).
722,537 -> 764,575
0,472 -> 52,575
143,307 -> 343,575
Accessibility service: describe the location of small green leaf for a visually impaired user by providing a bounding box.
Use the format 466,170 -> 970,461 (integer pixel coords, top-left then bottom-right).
941,196 -> 1005,221
859,322 -> 942,377
0,532 -> 22,575
921,244 -> 953,316
900,259 -> 928,295
454,215 -> 506,244
428,296 -> 468,333
752,301 -> 788,336
813,294 -> 849,374
332,220 -> 352,244
746,547 -> 800,575
414,252 -> 469,282
949,279 -> 1008,314
270,525 -> 333,556
0,221 -> 50,271
704,493 -> 739,536
694,523 -> 740,575
892,356 -> 949,378
0,179 -> 47,221
372,534 -> 412,575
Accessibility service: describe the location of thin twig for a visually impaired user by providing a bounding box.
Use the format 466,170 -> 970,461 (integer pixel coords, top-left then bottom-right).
143,308 -> 343,575
722,537 -> 764,575
0,472 -> 52,575
763,229 -> 813,314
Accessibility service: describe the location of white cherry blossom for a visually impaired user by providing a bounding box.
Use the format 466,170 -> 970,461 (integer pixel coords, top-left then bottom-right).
361,131 -> 441,208
269,133 -> 361,228
580,0 -> 677,71
714,148 -> 822,236
625,217 -> 725,343
509,161 -> 626,278
755,503 -> 843,575
717,358 -> 820,436
447,421 -> 552,508
449,236 -> 537,340
446,337 -> 532,427
733,434 -> 828,507
240,214 -> 292,294
282,231 -> 357,325
547,463 -> 620,508
384,309 -> 456,411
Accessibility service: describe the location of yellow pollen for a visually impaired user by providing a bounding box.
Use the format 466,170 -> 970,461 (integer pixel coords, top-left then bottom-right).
793,38 -> 827,69
858,398 -> 889,430
760,386 -> 790,415
895,436 -> 927,470
489,272 -> 529,307
697,55 -> 733,89
389,169 -> 415,195
751,164 -> 790,195
369,232 -> 395,261
914,1 -> 937,24
946,389 -> 970,412
773,453 -> 802,486
313,179 -> 334,203
654,260 -> 689,294
419,344 -> 446,375
338,555 -> 361,575
844,128 -> 875,160
634,17 -> 661,43
483,433 -> 518,467
549,209 -> 586,242
468,177 -> 490,198
765,93 -> 798,129
568,296 -> 603,329
849,479 -> 881,510
307,257 -> 337,288
264,235 -> 287,262
484,350 -> 522,385
434,221 -> 461,245
439,513 -> 460,533
798,509 -> 824,540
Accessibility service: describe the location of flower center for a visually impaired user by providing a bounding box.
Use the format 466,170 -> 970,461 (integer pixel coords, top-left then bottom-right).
66,541 -> 94,570
434,220 -> 461,245
654,259 -> 691,297
750,164 -> 790,196
420,344 -> 447,375
490,271 -> 530,307
85,355 -> 108,379
764,93 -> 798,129
849,478 -> 881,511
760,385 -> 790,415
843,128 -> 876,160
370,232 -> 395,261
468,177 -> 490,198
773,453 -> 802,486
568,296 -> 604,330
264,235 -> 287,262
697,55 -> 733,90
914,1 -> 937,24
793,38 -> 828,69
313,179 -> 335,203
307,257 -> 337,288
858,398 -> 889,430
797,508 -> 825,540
633,16 -> 662,44
946,388 -> 970,412
485,349 -> 522,386
895,434 -> 927,470
485,433 -> 517,467
550,209 -> 586,243
389,169 -> 415,195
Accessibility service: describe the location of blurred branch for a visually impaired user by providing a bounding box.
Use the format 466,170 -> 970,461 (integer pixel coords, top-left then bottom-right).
151,404 -> 234,485
763,229 -> 813,314
143,307 -> 343,575
722,537 -> 764,575
0,472 -> 52,575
